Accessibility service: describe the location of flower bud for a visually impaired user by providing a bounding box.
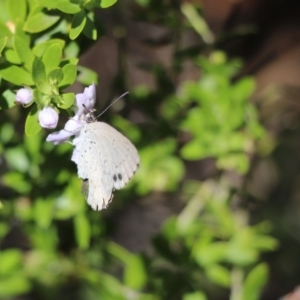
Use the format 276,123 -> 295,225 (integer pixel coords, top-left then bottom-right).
16,88 -> 33,105
38,107 -> 59,129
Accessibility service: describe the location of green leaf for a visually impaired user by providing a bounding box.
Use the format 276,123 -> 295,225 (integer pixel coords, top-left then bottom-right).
33,198 -> 54,229
193,242 -> 227,267
7,0 -> 27,22
100,0 -> 117,8
48,68 -> 64,84
56,1 -> 81,14
77,65 -> 98,85
204,265 -> 230,287
83,0 -> 95,10
58,63 -> 77,87
232,77 -> 256,102
74,213 -> 91,250
58,92 -> 75,109
2,172 -> 31,193
107,241 -> 147,289
36,0 -> 60,8
13,36 -> 34,70
83,14 -> 97,40
23,13 -> 60,33
36,80 -> 52,95
4,49 -> 21,64
0,249 -> 23,275
0,89 -> 16,109
0,23 -> 11,39
124,256 -> 147,289
42,43 -> 62,75
33,39 -> 65,57
4,147 -> 30,172
181,138 -> 205,160
70,10 -> 86,40
183,292 -> 207,300
25,105 -> 41,137
241,263 -> 269,300
32,56 -> 46,84
0,276 -> 31,297
0,36 -> 7,55
0,65 -> 33,85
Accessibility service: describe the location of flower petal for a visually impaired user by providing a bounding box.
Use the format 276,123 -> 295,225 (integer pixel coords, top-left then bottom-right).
46,129 -> 73,145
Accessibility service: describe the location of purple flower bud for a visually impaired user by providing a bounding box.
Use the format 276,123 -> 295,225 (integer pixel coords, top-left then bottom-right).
75,83 -> 96,117
16,88 -> 33,105
38,107 -> 59,129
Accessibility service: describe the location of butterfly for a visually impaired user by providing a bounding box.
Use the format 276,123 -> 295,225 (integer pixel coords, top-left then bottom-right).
76,121 -> 140,210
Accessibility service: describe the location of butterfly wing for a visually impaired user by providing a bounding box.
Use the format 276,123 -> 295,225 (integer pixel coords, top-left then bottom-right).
77,122 -> 140,210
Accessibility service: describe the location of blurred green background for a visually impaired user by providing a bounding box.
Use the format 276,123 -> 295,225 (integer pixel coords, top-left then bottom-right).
2,0 -> 300,299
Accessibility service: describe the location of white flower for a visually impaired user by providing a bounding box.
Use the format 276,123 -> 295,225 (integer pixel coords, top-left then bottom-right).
16,88 -> 33,105
75,83 -> 96,117
46,84 -> 96,164
46,117 -> 83,145
38,107 -> 59,129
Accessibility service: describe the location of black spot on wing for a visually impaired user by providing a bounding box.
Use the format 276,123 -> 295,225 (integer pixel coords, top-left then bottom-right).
118,173 -> 122,180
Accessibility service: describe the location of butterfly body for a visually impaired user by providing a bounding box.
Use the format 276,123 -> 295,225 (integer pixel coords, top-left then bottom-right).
77,122 -> 140,210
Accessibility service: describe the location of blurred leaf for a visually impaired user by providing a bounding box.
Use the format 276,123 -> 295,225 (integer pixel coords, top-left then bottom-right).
241,263 -> 269,300
193,242 -> 228,267
0,36 -> 8,55
136,138 -> 185,194
0,276 -> 31,297
33,39 -> 65,57
0,222 -> 9,239
0,249 -> 23,275
5,48 -> 22,64
0,22 -> 11,39
25,104 -> 41,137
112,115 -> 141,142
74,212 -> 91,250
42,43 -> 62,75
33,198 -> 54,229
70,10 -> 86,40
4,147 -> 30,172
100,0 -> 117,8
124,255 -> 147,290
36,0 -> 60,8
13,36 -> 34,70
204,264 -> 230,287
36,79 -> 52,94
32,56 -> 46,84
2,172 -> 31,193
107,242 -> 147,290
56,0 -> 81,14
48,68 -> 64,84
7,0 -> 27,22
77,65 -> 98,85
23,12 -> 60,33
183,291 -> 207,300
83,13 -> 97,40
0,89 -> 16,109
59,63 -> 77,87
0,65 -> 33,85
181,2 -> 214,44
58,92 -> 75,109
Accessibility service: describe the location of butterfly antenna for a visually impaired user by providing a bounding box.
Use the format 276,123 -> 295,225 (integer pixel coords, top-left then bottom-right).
96,92 -> 129,119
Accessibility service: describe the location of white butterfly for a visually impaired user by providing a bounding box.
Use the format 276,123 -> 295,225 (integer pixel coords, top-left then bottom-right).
46,85 -> 139,210
76,121 -> 140,210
